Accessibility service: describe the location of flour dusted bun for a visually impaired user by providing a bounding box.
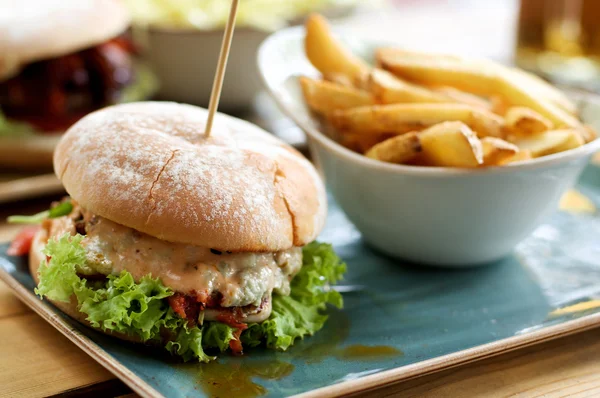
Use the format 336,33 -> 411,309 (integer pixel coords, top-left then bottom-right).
0,0 -> 130,80
53,102 -> 326,251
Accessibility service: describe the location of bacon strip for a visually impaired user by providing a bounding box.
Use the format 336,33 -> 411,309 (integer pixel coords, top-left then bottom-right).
217,313 -> 248,355
167,291 -> 250,354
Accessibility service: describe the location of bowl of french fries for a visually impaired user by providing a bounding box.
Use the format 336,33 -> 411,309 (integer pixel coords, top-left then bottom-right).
257,14 -> 600,266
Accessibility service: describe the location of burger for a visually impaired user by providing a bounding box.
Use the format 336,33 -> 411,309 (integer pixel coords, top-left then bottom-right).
9,102 -> 346,361
0,0 -> 157,167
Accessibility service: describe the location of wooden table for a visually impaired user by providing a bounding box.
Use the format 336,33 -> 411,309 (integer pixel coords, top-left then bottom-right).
1,194 -> 600,398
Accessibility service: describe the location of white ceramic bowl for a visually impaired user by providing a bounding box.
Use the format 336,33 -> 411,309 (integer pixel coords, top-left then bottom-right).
144,27 -> 270,110
257,26 -> 600,267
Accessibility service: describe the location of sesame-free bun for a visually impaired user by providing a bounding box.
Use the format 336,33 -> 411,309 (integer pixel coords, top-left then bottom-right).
0,0 -> 130,80
54,102 -> 327,252
29,227 -> 144,344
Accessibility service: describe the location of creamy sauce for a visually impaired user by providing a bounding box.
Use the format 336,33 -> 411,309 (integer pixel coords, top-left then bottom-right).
47,212 -> 303,315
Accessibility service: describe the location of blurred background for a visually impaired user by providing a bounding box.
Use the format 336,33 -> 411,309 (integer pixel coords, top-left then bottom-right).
1,0 -> 599,201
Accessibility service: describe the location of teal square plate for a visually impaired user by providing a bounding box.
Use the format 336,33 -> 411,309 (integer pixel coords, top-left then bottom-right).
1,163 -> 600,397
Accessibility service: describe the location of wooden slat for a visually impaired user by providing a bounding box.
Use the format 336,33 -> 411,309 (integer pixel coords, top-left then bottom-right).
0,313 -> 113,398
0,280 -> 30,319
355,328 -> 600,397
0,174 -> 64,205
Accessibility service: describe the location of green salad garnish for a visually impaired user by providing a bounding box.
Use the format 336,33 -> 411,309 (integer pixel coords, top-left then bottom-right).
8,201 -> 73,225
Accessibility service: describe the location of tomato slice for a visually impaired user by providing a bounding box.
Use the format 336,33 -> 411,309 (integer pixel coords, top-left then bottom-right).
7,226 -> 40,256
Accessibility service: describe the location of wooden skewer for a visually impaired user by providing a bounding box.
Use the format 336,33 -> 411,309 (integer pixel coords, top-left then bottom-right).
204,0 -> 240,138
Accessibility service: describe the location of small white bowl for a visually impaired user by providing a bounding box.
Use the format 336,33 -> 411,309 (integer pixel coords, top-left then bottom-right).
257,26 -> 600,267
143,27 -> 270,110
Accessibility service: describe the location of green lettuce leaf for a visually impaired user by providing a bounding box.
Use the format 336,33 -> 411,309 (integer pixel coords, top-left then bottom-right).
203,322 -> 237,353
35,235 -> 345,362
241,241 -> 346,350
35,234 -> 87,302
9,200 -> 73,225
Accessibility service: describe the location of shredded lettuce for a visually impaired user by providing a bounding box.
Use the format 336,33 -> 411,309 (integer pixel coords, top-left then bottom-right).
35,235 -> 345,362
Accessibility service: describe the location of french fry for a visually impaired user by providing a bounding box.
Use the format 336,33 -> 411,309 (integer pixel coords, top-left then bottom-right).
490,96 -> 510,116
300,76 -> 374,115
481,137 -> 519,166
369,69 -> 491,110
507,67 -> 577,115
305,14 -> 370,85
331,103 -> 504,138
581,125 -> 598,143
366,132 -> 422,163
419,122 -> 484,168
375,48 -> 577,114
376,48 -> 581,128
431,86 -> 491,110
341,131 -> 394,153
322,72 -> 355,88
504,106 -> 553,135
368,69 -> 454,104
498,149 -> 533,165
513,129 -> 585,157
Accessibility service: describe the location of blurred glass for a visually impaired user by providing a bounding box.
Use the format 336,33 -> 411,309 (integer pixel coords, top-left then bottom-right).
516,0 -> 600,88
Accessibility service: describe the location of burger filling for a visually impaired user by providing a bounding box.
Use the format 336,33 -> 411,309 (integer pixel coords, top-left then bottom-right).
45,205 -> 303,323
18,199 -> 346,362
0,36 -> 157,135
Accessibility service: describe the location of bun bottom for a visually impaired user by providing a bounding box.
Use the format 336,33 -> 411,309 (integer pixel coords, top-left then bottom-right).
29,227 -> 146,344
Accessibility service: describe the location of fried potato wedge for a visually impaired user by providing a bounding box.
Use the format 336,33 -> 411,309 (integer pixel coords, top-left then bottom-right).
322,72 -> 355,88
581,125 -> 598,143
375,48 -> 577,115
376,48 -> 581,128
490,96 -> 510,116
508,68 -> 577,115
341,131 -> 395,153
481,137 -> 519,166
513,129 -> 585,157
300,76 -> 373,115
368,69 -> 453,104
498,149 -> 533,165
432,86 -> 491,110
369,69 -> 491,109
305,14 -> 370,85
366,132 -> 422,163
331,103 -> 504,138
419,122 -> 484,168
504,106 -> 553,135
